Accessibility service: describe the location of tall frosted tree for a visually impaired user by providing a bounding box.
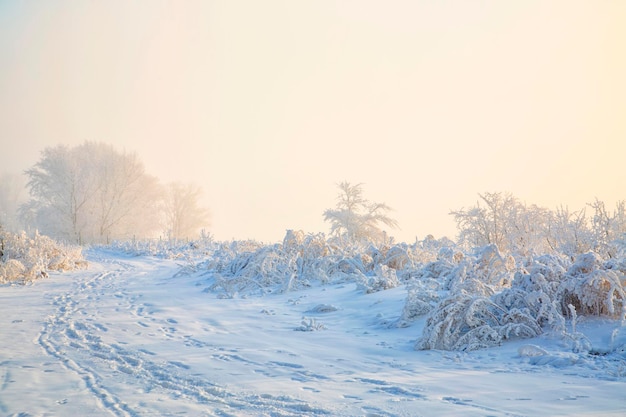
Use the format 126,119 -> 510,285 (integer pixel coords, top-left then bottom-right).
323,182 -> 398,244
22,142 -> 162,244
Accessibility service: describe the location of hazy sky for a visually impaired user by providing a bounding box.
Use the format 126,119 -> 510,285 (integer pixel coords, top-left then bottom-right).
1,1 -> 625,242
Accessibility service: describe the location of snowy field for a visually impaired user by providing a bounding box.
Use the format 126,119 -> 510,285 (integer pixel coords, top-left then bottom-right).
1,247 -> 625,417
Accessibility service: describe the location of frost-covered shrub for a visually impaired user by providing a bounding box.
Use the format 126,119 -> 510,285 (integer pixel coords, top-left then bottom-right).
282,229 -> 306,252
416,293 -> 542,351
414,246 -> 569,351
288,233 -> 335,283
202,231 -> 449,297
394,248 -> 466,326
0,230 -> 85,283
378,242 -> 439,280
295,317 -> 326,331
437,246 -> 465,263
524,254 -> 569,292
415,246 -> 626,351
0,259 -> 26,282
397,277 -> 440,326
398,245 -> 513,329
493,274 -> 565,333
107,234 -> 220,260
381,244 -> 414,271
474,244 -> 516,287
559,252 -> 626,318
356,264 -> 400,294
437,245 -> 514,295
414,256 -> 460,284
214,244 -> 296,294
198,240 -> 263,272
306,304 -> 339,313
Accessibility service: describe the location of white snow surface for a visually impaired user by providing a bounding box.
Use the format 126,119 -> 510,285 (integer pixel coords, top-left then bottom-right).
1,247 -> 625,417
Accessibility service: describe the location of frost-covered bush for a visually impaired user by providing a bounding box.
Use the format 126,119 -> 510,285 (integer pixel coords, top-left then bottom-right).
416,293 -> 542,351
0,259 -> 26,282
397,277 -> 440,326
295,317 -> 326,331
356,264 -> 400,294
286,231 -> 345,283
0,230 -> 85,283
414,245 -> 563,351
396,250 -> 467,324
212,244 -> 294,296
559,252 -> 626,318
474,244 -> 516,287
400,245 -> 514,332
380,244 -> 416,271
415,245 -> 626,351
106,235 -> 219,260
203,230 -> 453,298
493,274 -> 565,334
187,230 -> 448,297
439,245 -> 515,295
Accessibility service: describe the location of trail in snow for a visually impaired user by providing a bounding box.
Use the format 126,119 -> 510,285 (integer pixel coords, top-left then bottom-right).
1,247 -> 625,416
35,250 -> 330,417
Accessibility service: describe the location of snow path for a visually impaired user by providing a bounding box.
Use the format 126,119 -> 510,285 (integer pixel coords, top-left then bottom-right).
31,251 -> 330,416
1,248 -> 625,416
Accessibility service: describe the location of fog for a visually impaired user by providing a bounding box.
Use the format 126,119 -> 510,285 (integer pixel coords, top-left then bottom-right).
1,1 -> 625,242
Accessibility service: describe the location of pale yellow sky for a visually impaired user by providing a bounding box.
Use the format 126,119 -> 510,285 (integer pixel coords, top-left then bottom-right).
1,1 -> 625,242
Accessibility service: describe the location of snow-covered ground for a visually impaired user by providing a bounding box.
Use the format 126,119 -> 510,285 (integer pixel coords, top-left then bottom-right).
1,247 -> 625,417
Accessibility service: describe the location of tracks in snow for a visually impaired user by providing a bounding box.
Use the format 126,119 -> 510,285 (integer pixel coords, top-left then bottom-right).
37,252 -> 330,416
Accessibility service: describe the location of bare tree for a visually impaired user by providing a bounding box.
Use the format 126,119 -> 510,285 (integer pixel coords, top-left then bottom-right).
22,145 -> 92,242
22,142 -> 162,243
162,181 -> 211,240
89,144 -> 162,243
323,182 -> 398,244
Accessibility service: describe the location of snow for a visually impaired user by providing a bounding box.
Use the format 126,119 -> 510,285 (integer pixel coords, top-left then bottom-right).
1,247 -> 625,416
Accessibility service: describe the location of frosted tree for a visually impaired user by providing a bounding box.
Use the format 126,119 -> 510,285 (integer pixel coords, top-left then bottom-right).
451,192 -> 553,256
451,192 -> 519,250
21,145 -> 93,242
88,143 -> 162,243
323,182 -> 398,244
22,142 -> 162,244
162,181 -> 211,240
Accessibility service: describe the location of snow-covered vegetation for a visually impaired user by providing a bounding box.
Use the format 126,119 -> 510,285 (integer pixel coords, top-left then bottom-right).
104,219 -> 626,357
0,227 -> 85,283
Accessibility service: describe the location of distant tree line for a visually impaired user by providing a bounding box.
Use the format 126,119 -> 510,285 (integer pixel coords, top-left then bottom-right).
3,141 -> 210,244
